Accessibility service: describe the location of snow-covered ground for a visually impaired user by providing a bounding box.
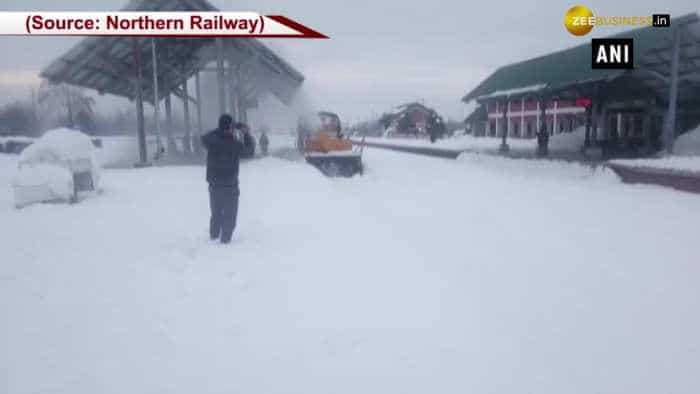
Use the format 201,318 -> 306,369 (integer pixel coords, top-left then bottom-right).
2,142 -> 700,394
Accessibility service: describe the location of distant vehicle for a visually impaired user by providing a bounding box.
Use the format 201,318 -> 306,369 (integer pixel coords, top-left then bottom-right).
298,111 -> 363,177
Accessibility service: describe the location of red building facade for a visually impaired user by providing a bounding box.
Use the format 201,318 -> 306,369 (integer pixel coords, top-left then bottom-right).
484,97 -> 586,139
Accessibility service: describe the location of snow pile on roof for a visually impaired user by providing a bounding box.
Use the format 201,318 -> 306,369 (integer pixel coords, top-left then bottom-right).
674,125 -> 700,156
549,126 -> 585,152
476,83 -> 547,100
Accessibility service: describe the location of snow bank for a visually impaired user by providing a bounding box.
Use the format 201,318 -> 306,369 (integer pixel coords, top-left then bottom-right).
458,150 -> 616,182
549,126 -> 586,152
97,135 -> 150,167
608,125 -> 700,173
675,125 -> 700,156
609,156 -> 700,174
365,127 -> 585,154
357,134 -> 535,153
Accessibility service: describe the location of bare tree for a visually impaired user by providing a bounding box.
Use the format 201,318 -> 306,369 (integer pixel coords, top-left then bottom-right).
38,82 -> 96,131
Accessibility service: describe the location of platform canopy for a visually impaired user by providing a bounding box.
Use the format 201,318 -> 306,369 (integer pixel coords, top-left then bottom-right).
40,0 -> 305,106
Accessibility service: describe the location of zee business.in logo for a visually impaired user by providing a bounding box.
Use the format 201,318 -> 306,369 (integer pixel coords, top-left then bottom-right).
591,38 -> 634,69
564,5 -> 670,36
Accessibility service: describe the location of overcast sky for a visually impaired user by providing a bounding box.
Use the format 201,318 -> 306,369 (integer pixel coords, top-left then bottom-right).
0,0 -> 698,125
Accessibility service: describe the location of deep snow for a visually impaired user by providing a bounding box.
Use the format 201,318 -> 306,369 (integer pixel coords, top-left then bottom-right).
1,142 -> 700,394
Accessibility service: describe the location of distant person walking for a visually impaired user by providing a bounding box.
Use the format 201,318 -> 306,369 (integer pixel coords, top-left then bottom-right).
201,115 -> 253,244
259,131 -> 269,156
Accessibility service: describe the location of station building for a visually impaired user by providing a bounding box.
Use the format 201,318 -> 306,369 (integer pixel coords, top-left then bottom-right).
463,13 -> 700,158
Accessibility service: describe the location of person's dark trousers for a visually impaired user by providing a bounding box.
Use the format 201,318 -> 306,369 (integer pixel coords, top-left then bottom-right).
209,184 -> 240,243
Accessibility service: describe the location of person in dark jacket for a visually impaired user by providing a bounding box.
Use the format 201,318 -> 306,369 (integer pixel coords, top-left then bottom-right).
201,115 -> 253,244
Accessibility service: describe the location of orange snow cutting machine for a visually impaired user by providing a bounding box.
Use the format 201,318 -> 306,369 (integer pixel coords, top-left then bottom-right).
301,111 -> 363,177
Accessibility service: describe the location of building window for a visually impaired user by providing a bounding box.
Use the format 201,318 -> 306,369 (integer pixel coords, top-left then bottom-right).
526,121 -> 532,137
489,121 -> 496,136
513,121 -> 519,137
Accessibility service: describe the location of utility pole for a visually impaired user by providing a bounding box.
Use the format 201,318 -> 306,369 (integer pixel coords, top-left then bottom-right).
132,37 -> 148,166
216,38 -> 226,115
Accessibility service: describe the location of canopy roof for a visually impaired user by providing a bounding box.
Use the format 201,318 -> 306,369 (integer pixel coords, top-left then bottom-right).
462,13 -> 700,106
40,0 -> 304,105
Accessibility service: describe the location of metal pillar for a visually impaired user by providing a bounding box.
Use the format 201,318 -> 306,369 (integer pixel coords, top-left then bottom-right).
182,80 -> 192,154
194,71 -> 203,153
164,94 -> 176,153
151,38 -> 162,159
520,97 -> 525,138
227,60 -> 237,119
584,105 -> 592,150
216,38 -> 226,115
537,95 -> 548,156
663,26 -> 682,154
499,98 -> 509,153
132,37 -> 147,166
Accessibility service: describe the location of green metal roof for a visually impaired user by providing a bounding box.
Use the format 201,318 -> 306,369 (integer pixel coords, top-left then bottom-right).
462,13 -> 698,102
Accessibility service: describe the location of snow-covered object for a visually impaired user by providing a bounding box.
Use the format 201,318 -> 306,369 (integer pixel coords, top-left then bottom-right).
675,125 -> 700,156
548,126 -> 586,152
11,163 -> 74,208
18,128 -> 100,189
